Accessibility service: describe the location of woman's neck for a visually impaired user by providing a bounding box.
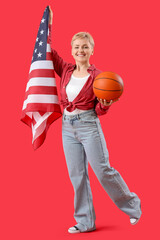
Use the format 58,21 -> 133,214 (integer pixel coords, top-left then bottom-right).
75,62 -> 91,72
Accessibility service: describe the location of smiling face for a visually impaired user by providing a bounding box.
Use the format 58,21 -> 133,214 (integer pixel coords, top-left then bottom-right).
71,38 -> 94,64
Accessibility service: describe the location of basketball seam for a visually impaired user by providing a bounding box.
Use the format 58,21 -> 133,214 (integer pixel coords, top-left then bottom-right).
94,77 -> 124,88
93,86 -> 122,91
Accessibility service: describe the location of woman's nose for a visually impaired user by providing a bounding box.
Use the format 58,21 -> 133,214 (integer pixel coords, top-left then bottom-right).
79,48 -> 84,52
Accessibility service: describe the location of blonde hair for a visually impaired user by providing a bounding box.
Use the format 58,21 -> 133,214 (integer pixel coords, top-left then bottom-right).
71,32 -> 95,49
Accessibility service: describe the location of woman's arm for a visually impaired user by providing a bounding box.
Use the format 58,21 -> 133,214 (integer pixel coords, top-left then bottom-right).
48,6 -> 68,77
94,99 -> 111,116
95,98 -> 119,116
48,23 -> 68,77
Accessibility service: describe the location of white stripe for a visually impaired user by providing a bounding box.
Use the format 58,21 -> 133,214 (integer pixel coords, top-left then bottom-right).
33,112 -> 52,128
26,77 -> 56,91
29,60 -> 54,73
26,112 -> 32,118
22,94 -> 59,110
32,112 -> 52,142
32,119 -> 47,143
47,43 -> 51,52
33,112 -> 42,123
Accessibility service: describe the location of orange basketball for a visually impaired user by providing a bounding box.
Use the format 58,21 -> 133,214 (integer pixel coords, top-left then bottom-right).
93,71 -> 124,101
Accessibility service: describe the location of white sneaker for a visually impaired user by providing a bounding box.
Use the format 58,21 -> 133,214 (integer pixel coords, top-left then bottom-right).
68,226 -> 81,234
130,217 -> 139,225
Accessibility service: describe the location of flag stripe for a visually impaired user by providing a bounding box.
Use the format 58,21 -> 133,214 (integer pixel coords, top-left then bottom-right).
33,110 -> 62,150
33,112 -> 51,125
33,128 -> 46,150
22,103 -> 61,113
29,69 -> 55,79
46,52 -> 53,60
47,43 -> 51,52
32,117 -> 47,142
23,94 -> 59,110
29,60 -> 54,73
25,86 -> 58,101
26,77 -> 56,91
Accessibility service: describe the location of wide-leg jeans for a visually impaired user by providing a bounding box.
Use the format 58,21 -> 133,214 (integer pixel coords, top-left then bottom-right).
62,109 -> 142,232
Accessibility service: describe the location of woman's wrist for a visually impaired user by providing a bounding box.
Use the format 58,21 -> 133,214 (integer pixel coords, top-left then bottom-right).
49,6 -> 53,25
97,98 -> 112,107
100,103 -> 110,109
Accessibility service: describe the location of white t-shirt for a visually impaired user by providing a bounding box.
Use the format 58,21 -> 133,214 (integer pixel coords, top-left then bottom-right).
64,73 -> 93,115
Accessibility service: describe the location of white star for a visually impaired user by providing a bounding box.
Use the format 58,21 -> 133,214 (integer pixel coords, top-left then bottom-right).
36,37 -> 39,42
37,52 -> 42,58
39,41 -> 43,46
40,29 -> 44,35
41,18 -> 45,23
34,48 -> 37,53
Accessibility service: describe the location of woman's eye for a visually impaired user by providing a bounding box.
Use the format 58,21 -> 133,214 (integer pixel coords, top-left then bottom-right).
74,46 -> 88,49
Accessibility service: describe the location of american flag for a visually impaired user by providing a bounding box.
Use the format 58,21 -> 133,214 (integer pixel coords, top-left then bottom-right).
21,6 -> 62,150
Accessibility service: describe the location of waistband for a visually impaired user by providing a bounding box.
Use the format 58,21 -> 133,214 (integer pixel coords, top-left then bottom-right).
63,108 -> 96,120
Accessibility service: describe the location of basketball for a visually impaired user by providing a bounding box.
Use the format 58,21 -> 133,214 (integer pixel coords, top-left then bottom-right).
93,71 -> 124,101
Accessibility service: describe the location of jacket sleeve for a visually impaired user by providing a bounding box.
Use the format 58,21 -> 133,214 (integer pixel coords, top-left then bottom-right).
94,98 -> 111,116
93,69 -> 111,116
48,24 -> 68,77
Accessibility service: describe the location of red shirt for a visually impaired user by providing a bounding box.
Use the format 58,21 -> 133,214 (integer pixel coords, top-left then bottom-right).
49,24 -> 110,116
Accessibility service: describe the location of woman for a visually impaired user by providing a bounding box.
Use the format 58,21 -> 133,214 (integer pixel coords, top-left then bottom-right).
49,6 -> 142,234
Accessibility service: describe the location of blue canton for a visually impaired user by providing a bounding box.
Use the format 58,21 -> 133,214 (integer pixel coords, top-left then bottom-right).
31,6 -> 49,63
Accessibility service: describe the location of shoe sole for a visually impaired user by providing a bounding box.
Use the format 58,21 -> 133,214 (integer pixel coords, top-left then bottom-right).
130,218 -> 140,225
68,227 -> 96,233
68,230 -> 81,234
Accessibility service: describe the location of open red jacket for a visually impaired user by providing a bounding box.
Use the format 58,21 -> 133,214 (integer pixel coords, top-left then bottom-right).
49,24 -> 110,116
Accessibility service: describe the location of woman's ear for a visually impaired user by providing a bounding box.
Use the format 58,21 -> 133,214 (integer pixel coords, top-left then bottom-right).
92,48 -> 94,55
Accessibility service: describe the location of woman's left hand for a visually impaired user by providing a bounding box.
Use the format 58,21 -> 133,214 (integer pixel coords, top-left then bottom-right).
97,98 -> 120,106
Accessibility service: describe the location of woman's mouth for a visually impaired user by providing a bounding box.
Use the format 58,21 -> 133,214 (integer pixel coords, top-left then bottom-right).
77,54 -> 85,57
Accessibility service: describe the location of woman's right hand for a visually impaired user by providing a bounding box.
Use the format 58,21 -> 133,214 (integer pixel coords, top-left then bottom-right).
49,6 -> 53,24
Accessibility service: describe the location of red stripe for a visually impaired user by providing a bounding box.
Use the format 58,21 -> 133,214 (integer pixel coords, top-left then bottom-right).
24,86 -> 58,101
33,111 -> 62,150
46,52 -> 53,60
29,69 -> 55,79
31,111 -> 54,126
32,115 -> 36,126
34,111 -> 51,116
47,36 -> 50,44
20,114 -> 32,128
23,103 -> 62,113
33,129 -> 46,150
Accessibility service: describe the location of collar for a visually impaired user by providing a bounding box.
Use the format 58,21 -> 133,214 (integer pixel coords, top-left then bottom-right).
68,63 -> 96,72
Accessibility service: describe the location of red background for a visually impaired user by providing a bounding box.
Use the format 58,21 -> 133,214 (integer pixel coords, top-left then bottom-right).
1,0 -> 160,239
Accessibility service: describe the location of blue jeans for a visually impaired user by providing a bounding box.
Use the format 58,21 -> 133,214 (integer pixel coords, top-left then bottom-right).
62,109 -> 142,232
